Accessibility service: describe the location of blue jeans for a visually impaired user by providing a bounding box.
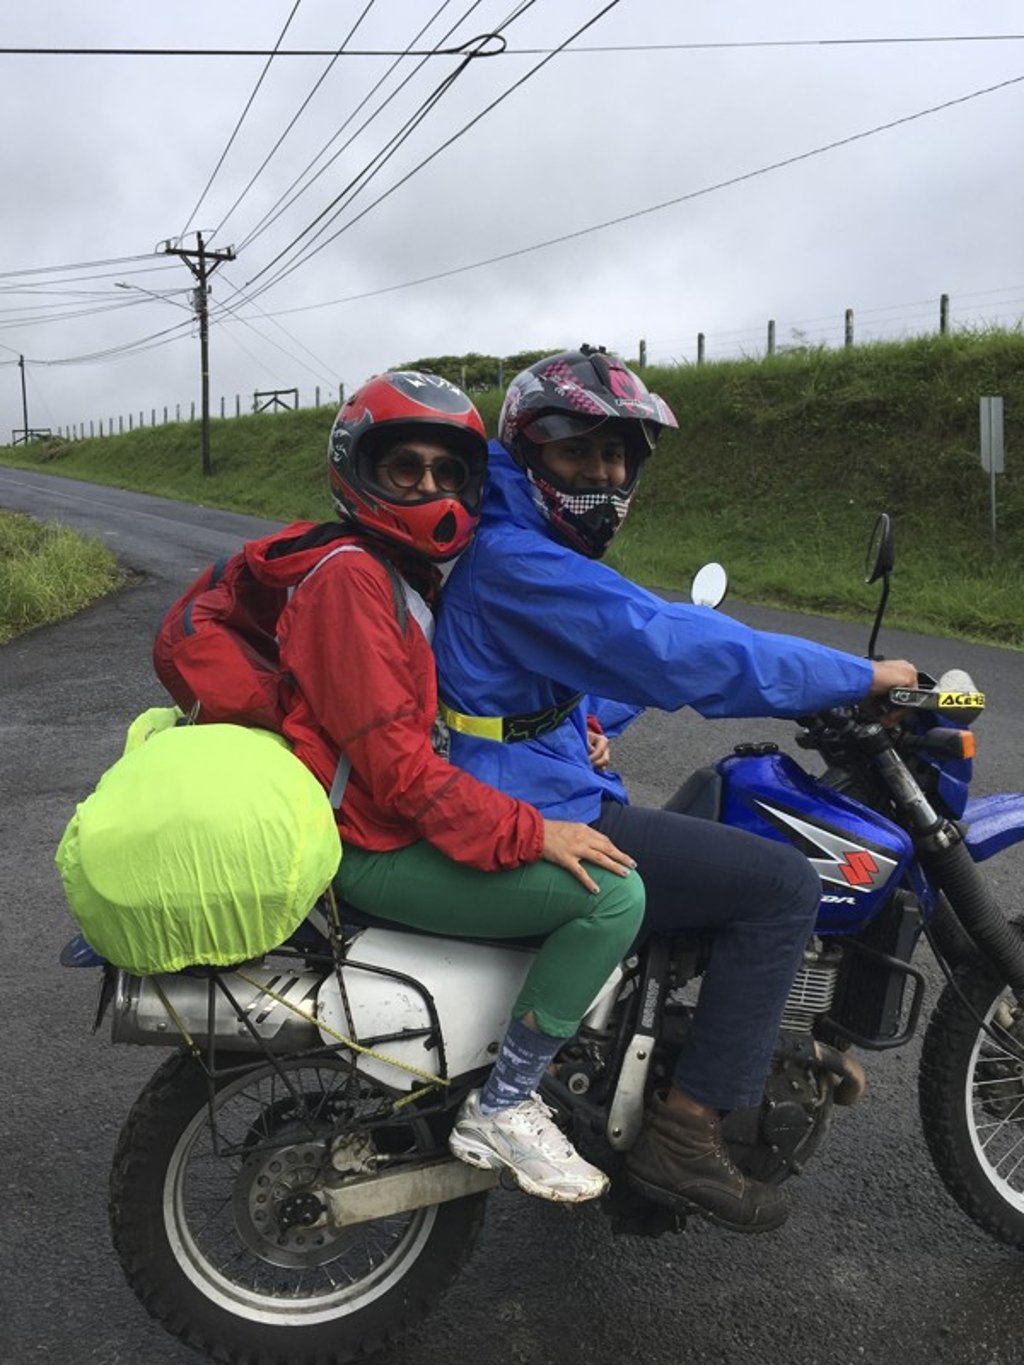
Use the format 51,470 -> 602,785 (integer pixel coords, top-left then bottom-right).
593,800 -> 821,1111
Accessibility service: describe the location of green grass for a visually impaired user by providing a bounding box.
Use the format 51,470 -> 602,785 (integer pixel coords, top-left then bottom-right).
3,329 -> 1023,646
0,510 -> 126,643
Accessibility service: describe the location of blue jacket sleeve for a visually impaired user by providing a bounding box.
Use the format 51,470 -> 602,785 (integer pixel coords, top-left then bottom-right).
463,524 -> 873,719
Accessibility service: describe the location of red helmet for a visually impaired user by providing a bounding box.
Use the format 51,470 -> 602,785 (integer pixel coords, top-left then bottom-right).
498,346 -> 677,558
328,371 -> 488,561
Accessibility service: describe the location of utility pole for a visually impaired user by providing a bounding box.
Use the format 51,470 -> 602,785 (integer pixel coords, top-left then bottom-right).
161,232 -> 235,476
18,354 -> 28,443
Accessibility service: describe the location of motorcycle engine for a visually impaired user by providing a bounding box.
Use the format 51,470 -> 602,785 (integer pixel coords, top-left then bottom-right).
722,1036 -> 833,1183
722,942 -> 842,1183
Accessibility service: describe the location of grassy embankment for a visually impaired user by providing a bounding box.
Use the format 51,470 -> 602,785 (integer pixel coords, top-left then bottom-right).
2,330 -> 1022,646
0,509 -> 125,643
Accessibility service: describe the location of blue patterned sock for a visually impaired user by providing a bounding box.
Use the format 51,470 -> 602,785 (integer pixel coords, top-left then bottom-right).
479,1018 -> 562,1114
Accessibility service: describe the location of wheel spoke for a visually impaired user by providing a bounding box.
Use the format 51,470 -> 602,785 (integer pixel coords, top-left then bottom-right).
157,1057 -> 443,1321
1000,1145 -> 1024,1185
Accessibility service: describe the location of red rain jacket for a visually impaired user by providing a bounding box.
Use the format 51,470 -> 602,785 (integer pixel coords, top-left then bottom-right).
246,523 -> 543,872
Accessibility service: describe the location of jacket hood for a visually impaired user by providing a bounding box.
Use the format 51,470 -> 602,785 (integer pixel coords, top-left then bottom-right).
245,520 -> 438,598
245,521 -> 351,588
482,442 -> 558,541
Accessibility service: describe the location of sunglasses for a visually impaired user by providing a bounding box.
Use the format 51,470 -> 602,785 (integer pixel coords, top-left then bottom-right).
375,451 -> 471,494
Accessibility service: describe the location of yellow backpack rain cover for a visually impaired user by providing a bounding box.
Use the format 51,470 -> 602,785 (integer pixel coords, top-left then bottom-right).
55,713 -> 341,974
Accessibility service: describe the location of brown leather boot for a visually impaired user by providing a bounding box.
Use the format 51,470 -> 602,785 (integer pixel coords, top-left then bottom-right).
626,1092 -> 789,1233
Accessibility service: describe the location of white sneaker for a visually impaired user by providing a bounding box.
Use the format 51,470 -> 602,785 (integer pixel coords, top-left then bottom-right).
449,1090 -> 609,1203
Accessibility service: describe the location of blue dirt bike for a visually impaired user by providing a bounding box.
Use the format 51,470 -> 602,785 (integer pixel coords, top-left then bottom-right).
65,512 -> 1024,1365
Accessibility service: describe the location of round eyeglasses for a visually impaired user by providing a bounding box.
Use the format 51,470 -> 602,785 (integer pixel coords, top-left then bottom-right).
375,451 -> 470,494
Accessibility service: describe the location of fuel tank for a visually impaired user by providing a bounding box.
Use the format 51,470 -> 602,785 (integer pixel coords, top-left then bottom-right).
718,751 -> 913,933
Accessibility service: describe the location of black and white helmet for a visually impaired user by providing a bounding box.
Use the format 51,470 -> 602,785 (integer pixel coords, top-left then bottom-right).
498,345 -> 677,557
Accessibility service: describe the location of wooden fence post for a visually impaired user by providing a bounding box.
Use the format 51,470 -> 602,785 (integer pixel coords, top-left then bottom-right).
697,333 -> 706,365
128,414 -> 133,431
190,401 -> 196,421
638,338 -> 647,367
163,406 -> 168,424
940,293 -> 950,335
766,320 -> 775,356
235,394 -> 240,417
844,309 -> 854,348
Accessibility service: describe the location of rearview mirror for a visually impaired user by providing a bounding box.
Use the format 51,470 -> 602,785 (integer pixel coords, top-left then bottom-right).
691,562 -> 728,608
864,512 -> 894,585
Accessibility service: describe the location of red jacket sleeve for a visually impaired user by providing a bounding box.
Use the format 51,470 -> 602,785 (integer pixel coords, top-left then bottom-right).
277,549 -> 544,872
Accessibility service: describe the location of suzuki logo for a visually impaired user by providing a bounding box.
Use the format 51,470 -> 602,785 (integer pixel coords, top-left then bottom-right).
840,850 -> 879,886
755,801 -> 898,893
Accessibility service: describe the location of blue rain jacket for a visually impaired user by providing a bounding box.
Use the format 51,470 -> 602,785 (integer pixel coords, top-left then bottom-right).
434,443 -> 874,822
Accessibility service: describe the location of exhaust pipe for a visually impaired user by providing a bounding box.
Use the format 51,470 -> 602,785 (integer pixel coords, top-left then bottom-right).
815,1041 -> 867,1107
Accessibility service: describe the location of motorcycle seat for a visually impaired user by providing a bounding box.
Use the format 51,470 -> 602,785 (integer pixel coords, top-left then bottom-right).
661,766 -> 723,821
333,897 -> 547,952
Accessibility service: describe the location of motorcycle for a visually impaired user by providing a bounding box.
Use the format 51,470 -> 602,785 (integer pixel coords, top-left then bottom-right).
62,512 -> 1024,1365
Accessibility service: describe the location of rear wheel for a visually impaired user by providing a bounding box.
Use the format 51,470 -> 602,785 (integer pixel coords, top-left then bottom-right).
110,1051 -> 487,1364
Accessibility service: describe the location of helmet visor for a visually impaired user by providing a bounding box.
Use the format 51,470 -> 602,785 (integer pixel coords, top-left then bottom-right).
520,412 -> 609,446
521,412 -> 662,457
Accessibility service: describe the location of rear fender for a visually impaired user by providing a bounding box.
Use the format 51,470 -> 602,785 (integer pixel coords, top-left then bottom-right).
318,928 -> 623,1091
964,793 -> 1024,862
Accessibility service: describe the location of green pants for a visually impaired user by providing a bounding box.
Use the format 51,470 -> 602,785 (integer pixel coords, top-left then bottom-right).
334,842 -> 645,1038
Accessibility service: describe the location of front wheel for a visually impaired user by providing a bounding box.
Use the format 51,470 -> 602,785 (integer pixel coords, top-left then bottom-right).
110,1051 -> 487,1365
919,939 -> 1024,1249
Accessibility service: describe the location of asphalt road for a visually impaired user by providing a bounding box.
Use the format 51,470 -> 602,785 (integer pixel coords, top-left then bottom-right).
3,466 -> 1024,1365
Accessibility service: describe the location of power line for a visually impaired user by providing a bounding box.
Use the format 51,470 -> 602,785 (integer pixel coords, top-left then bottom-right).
212,3 -> 514,340
238,24 -> 508,292
209,0 -> 379,242
0,286 -> 191,319
23,320 -> 195,366
240,0 -> 622,304
233,0 -> 485,254
0,298 -> 153,329
254,70 -> 1024,319
213,276 -> 341,387
0,262 -> 183,292
0,253 -> 163,281
4,35 -> 1024,56
180,0 -> 303,238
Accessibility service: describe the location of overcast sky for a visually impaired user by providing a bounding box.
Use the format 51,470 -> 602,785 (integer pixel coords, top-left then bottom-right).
1,0 -> 1022,439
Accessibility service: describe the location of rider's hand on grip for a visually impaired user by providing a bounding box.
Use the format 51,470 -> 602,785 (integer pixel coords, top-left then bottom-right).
862,658 -> 918,727
866,659 -> 918,697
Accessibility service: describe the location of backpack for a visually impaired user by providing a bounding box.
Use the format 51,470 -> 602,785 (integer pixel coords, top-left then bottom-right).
56,717 -> 342,974
152,521 -> 407,733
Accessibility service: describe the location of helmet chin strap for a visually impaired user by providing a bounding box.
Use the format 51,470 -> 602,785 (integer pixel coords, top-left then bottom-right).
573,501 -> 620,556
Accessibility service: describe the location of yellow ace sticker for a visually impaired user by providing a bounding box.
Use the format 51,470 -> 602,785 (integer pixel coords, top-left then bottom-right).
938,691 -> 986,711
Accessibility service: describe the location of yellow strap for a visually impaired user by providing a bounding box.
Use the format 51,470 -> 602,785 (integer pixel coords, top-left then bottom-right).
438,700 -> 504,741
235,971 -> 448,1088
